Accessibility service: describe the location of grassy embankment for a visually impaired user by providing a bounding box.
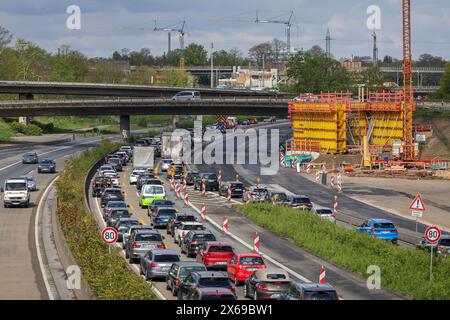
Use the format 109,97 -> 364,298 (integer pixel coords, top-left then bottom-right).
236,203 -> 450,300
55,139 -> 155,299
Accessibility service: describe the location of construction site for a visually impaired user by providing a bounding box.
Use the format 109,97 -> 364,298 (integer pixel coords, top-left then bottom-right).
284,0 -> 450,179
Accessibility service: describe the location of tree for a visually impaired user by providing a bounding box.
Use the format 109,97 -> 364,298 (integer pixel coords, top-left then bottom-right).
15,39 -> 51,80
355,67 -> 385,89
52,45 -> 89,82
416,53 -> 446,68
0,26 -> 12,51
307,45 -> 325,57
248,42 -> 273,66
436,62 -> 450,99
286,50 -> 351,94
131,65 -> 155,85
0,47 -> 19,80
183,43 -> 208,66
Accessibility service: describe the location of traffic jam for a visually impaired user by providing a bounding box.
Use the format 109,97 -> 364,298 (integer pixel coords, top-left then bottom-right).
89,137 -> 449,301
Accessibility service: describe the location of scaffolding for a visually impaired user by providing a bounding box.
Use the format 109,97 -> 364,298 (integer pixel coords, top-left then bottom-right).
288,91 -> 406,155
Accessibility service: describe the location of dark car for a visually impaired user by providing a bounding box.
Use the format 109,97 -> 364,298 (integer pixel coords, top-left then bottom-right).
147,199 -> 176,217
151,207 -> 177,228
103,200 -> 128,220
218,181 -> 244,198
37,159 -> 56,173
167,213 -> 198,236
181,230 -> 217,257
136,174 -> 156,191
288,195 -> 313,211
177,271 -> 235,300
194,173 -> 218,191
135,139 -> 149,146
166,262 -> 207,296
106,157 -> 123,172
417,235 -> 450,255
100,188 -> 125,207
173,165 -> 185,180
185,171 -> 199,185
106,208 -> 132,227
268,192 -> 289,205
187,287 -> 236,300
244,268 -> 291,300
137,177 -> 160,192
113,218 -> 141,241
275,283 -> 339,300
22,152 -> 38,164
92,176 -> 111,197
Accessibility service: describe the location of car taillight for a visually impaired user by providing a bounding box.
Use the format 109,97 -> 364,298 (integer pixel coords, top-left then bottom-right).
157,243 -> 165,249
331,214 -> 336,218
392,229 -> 397,233
238,265 -> 243,270
191,241 -> 199,246
370,228 -> 376,233
132,244 -> 141,248
150,263 -> 158,267
257,284 -> 267,290
175,279 -> 181,287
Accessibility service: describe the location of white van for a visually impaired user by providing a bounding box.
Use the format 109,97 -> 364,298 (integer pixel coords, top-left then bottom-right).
171,91 -> 201,102
2,178 -> 30,208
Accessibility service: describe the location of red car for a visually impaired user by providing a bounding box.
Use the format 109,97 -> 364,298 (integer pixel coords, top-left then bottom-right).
196,242 -> 234,269
249,119 -> 258,125
227,253 -> 266,285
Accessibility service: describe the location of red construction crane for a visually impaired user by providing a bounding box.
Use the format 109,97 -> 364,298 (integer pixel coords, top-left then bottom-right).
402,0 -> 415,161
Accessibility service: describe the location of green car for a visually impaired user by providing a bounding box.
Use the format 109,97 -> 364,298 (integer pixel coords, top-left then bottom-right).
139,184 -> 166,208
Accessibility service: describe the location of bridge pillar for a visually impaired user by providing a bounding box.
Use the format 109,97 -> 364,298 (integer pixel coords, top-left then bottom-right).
172,115 -> 180,129
120,115 -> 131,144
18,93 -> 34,125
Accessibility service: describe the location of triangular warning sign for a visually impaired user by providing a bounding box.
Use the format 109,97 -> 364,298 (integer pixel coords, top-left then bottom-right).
408,194 -> 426,211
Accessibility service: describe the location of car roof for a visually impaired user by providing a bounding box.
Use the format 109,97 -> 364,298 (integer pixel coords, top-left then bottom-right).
206,241 -> 231,247
117,218 -> 139,222
291,194 -> 310,198
295,283 -> 337,292
255,268 -> 290,281
180,221 -> 203,225
236,253 -> 263,258
135,229 -> 159,234
198,287 -> 234,295
151,249 -> 178,255
369,219 -> 393,223
191,271 -> 228,278
189,230 -> 214,235
176,212 -> 196,216
314,206 -> 333,211
172,261 -> 205,268
105,188 -> 121,191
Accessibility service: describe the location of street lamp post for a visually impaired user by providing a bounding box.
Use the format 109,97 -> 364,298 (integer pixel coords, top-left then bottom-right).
210,43 -> 214,88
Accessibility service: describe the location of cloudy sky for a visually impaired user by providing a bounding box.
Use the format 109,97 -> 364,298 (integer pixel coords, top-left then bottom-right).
1,0 -> 449,60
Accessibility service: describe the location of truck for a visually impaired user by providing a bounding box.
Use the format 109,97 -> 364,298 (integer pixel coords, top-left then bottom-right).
133,146 -> 155,170
161,132 -> 186,160
2,178 -> 30,208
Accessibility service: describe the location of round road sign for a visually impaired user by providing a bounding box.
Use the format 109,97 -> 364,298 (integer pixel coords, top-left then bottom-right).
424,226 -> 441,244
101,227 -> 118,244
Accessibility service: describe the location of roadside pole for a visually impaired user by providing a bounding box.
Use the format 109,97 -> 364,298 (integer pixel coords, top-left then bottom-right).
424,226 -> 441,281
409,194 -> 426,238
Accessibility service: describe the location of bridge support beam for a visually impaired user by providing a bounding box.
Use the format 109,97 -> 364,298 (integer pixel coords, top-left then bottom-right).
18,93 -> 34,125
120,115 -> 131,143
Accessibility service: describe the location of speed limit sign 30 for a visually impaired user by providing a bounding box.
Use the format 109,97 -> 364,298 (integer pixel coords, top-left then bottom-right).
425,226 -> 441,244
102,227 -> 118,245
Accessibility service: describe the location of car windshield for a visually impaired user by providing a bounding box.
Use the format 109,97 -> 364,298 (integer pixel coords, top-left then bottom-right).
106,189 -> 122,195
21,176 -> 34,182
303,290 -> 338,300
182,224 -> 204,231
135,233 -> 163,242
5,182 -> 27,191
111,210 -> 130,217
205,174 -> 217,180
272,193 -> 287,201
108,202 -> 126,208
231,183 -> 243,188
316,209 -> 333,215
254,189 -> 267,194
163,159 -> 173,164
209,246 -> 233,253
119,220 -> 140,227
373,223 -> 395,229
179,266 -> 206,277
266,274 -> 288,280
240,256 -> 264,265
293,197 -> 310,204
154,254 -> 179,262
177,215 -> 196,222
24,153 -> 36,156
157,210 -> 176,217
143,186 -> 164,194
40,160 -> 53,164
198,278 -> 230,287
193,234 -> 216,242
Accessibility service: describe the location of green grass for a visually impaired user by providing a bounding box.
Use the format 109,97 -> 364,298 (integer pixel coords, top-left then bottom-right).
414,109 -> 450,118
0,118 -> 14,141
55,139 -> 155,299
235,203 -> 450,300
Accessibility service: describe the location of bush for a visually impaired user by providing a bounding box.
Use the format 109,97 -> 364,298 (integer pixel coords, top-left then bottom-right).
236,203 -> 450,300
55,139 -> 155,299
0,119 -> 14,141
9,121 -> 43,136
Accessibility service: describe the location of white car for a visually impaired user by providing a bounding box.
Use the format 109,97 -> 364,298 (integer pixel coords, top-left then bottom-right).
99,165 -> 115,174
160,159 -> 173,172
129,168 -> 146,185
174,222 -> 205,245
102,170 -> 118,178
311,207 -> 336,223
111,177 -> 120,187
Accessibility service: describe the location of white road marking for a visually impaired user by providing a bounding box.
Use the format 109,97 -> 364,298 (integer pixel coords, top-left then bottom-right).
36,176 -> 60,300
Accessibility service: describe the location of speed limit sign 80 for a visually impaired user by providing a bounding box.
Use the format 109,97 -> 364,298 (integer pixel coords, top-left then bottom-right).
102,227 -> 118,245
425,226 -> 441,244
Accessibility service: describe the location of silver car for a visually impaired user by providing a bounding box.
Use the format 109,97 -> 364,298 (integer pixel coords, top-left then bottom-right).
311,207 -> 336,223
126,229 -> 165,263
171,91 -> 201,102
160,159 -> 173,172
113,218 -> 141,242
21,175 -> 37,191
122,225 -> 154,249
140,249 -> 180,280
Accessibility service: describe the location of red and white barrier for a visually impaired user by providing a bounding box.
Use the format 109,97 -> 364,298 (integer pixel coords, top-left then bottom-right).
227,186 -> 232,202
170,177 -> 175,190
182,179 -> 187,193
222,216 -> 229,234
333,195 -> 338,214
337,173 -> 342,192
201,181 -> 206,196
175,182 -> 181,199
218,173 -> 222,186
306,163 -> 312,174
315,170 -> 321,183
246,193 -> 251,204
330,175 -> 335,189
200,204 -> 207,222
183,192 -> 189,207
253,232 -> 260,254
319,266 -> 326,284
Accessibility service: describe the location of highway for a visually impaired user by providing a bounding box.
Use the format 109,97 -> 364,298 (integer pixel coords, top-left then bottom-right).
0,135 -> 123,299
85,150 -> 404,300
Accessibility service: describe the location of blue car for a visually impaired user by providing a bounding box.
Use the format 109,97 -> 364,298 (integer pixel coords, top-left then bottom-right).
357,219 -> 398,244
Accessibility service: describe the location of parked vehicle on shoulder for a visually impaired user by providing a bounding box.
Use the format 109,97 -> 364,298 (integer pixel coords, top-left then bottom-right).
244,268 -> 291,300
166,262 -> 207,296
357,219 -> 398,244
274,283 -> 339,300
227,253 -> 266,285
140,249 -> 180,280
